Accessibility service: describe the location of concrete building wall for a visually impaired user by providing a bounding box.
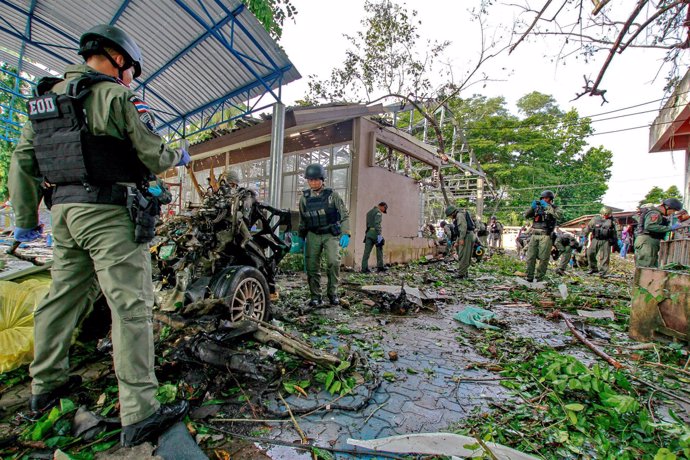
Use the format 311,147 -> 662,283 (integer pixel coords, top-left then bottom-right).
347,118 -> 437,268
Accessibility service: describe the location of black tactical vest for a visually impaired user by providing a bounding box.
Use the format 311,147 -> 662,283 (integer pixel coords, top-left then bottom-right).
532,204 -> 556,233
302,188 -> 340,231
593,217 -> 615,240
28,72 -> 150,204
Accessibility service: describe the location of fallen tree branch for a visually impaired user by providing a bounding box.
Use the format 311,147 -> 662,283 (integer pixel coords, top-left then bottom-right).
557,311 -> 624,369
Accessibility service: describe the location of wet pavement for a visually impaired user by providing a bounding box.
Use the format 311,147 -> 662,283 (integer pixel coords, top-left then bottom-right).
262,270 -> 574,456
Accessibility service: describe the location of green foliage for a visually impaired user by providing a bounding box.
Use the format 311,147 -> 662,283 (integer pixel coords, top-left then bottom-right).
458,346 -> 690,459
307,0 -> 449,103
447,92 -> 613,222
639,185 -> 684,207
22,398 -> 77,442
156,383 -> 178,403
241,0 -> 297,40
315,360 -> 356,396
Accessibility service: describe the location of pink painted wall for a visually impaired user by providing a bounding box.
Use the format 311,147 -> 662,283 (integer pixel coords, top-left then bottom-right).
345,118 -> 436,268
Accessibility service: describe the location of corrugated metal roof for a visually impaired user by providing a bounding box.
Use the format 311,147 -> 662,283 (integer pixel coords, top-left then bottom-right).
0,0 -> 300,141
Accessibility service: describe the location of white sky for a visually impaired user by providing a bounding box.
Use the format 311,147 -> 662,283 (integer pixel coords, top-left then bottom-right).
277,0 -> 687,211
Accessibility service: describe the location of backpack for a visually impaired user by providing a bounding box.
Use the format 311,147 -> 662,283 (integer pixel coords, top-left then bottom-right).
464,211 -> 475,232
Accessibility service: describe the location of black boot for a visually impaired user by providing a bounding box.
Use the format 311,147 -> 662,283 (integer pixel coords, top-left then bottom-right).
308,297 -> 323,308
361,268 -> 371,273
121,400 -> 189,447
587,269 -> 598,275
29,375 -> 82,413
328,295 -> 340,306
376,266 -> 388,273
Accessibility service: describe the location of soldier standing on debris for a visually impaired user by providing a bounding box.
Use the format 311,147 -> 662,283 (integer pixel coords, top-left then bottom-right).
475,216 -> 488,248
8,25 -> 189,447
298,164 -> 350,307
361,202 -> 388,273
487,216 -> 504,250
524,190 -> 561,282
634,198 -> 684,268
553,230 -> 581,275
445,205 -> 475,279
583,206 -> 618,276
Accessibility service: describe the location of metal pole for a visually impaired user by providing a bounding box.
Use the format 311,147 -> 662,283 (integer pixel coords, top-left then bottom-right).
476,177 -> 484,221
685,149 -> 690,211
268,102 -> 285,209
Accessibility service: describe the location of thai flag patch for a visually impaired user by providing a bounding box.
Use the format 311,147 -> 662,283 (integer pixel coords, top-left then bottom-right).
129,95 -> 150,113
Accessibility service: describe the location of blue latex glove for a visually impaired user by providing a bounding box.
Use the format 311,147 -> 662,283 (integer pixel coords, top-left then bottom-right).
176,147 -> 191,167
531,200 -> 538,210
148,184 -> 163,196
14,226 -> 42,242
377,234 -> 384,245
339,234 -> 350,248
539,199 -> 549,207
671,223 -> 681,231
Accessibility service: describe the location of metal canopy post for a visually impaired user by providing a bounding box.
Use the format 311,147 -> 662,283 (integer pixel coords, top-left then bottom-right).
268,102 -> 285,209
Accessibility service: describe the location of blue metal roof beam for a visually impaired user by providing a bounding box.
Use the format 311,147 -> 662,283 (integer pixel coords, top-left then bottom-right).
174,0 -> 282,102
8,0 -> 35,129
133,10 -> 240,92
157,64 -> 290,134
110,0 -> 130,25
0,24 -> 73,66
0,0 -> 80,46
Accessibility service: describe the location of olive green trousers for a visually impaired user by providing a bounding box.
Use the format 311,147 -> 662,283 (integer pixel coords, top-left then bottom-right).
361,230 -> 384,271
525,233 -> 552,281
588,239 -> 611,274
634,234 -> 661,268
30,204 -> 159,426
305,232 -> 341,299
457,233 -> 474,277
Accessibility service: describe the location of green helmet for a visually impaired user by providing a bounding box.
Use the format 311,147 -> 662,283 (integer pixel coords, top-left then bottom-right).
225,170 -> 240,185
305,163 -> 326,180
79,25 -> 143,78
445,205 -> 457,217
600,206 -> 612,216
540,190 -> 555,200
663,198 -> 683,211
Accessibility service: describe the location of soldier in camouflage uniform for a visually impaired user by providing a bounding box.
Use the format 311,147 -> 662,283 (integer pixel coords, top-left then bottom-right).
553,231 -> 581,275
446,205 -> 474,279
524,190 -> 562,282
475,217 -> 488,248
583,206 -> 618,276
361,202 -> 388,273
634,198 -> 684,268
298,164 -> 350,307
9,25 -> 188,446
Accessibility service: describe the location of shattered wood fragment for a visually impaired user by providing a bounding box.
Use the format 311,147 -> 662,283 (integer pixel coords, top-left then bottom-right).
247,319 -> 341,367
154,312 -> 188,330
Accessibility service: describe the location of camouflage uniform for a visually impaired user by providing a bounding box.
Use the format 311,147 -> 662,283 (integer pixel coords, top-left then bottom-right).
583,215 -> 618,275
9,64 -> 181,426
298,188 -> 350,301
634,207 -> 672,268
524,201 -> 561,282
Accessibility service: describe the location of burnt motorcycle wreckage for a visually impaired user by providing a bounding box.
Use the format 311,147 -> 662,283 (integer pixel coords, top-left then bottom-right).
151,179 -> 291,322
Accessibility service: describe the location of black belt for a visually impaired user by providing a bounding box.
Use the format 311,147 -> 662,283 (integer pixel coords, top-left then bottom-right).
51,183 -> 129,206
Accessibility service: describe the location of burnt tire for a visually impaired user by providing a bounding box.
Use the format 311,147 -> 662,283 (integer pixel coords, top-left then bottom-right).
209,265 -> 270,322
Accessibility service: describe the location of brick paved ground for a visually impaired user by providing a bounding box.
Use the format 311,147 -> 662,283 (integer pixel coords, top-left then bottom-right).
265,271 -> 577,458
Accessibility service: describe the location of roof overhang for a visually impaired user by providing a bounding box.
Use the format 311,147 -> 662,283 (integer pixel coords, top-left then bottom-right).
189,104 -> 385,161
0,0 -> 300,142
649,69 -> 690,152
